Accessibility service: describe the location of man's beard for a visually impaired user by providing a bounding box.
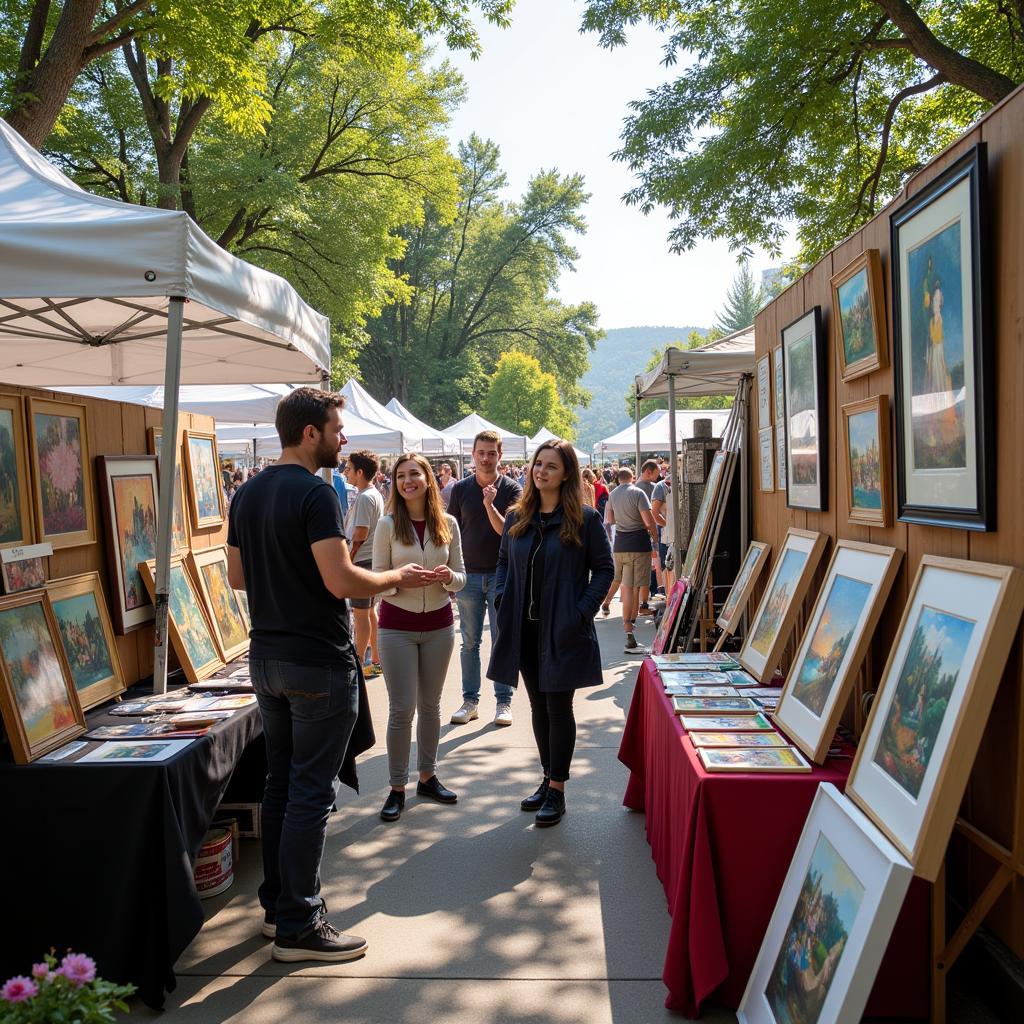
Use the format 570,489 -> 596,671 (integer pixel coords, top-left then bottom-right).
314,437 -> 342,469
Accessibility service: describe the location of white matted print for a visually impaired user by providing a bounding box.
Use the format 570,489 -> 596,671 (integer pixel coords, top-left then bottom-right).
757,353 -> 772,429
758,427 -> 774,492
738,783 -> 912,1024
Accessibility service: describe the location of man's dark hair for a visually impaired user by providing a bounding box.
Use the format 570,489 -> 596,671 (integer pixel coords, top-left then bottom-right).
348,450 -> 379,480
641,459 -> 659,475
275,387 -> 345,448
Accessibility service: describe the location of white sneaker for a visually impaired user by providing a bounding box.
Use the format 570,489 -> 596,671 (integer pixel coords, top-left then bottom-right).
450,700 -> 479,725
493,703 -> 513,727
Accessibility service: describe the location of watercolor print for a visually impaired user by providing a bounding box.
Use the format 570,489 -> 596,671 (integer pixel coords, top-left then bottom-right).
765,833 -> 866,1024
790,576 -> 872,717
847,408 -> 882,511
113,474 -> 158,612
907,223 -> 966,472
169,563 -> 219,669
872,605 -> 976,799
774,346 -> 785,422
34,412 -> 87,536
0,407 -> 25,543
188,434 -> 222,522
701,746 -> 806,769
786,329 -> 818,489
750,549 -> 809,657
201,559 -> 248,651
720,546 -> 761,625
838,265 -> 876,369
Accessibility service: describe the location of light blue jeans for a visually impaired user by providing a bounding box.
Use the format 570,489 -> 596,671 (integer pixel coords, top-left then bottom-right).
456,572 -> 514,705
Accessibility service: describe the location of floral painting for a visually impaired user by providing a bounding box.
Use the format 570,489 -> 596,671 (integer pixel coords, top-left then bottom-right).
34,413 -> 87,536
51,592 -> 115,693
0,409 -> 25,543
765,833 -> 865,1024
168,563 -> 219,670
872,605 -> 975,799
750,549 -> 808,657
113,475 -> 157,612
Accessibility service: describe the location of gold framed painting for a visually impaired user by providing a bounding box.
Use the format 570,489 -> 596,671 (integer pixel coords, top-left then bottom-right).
697,745 -> 811,773
739,529 -> 828,683
45,572 -> 126,712
147,427 -> 191,553
688,730 -> 788,748
188,546 -> 250,662
716,540 -> 771,635
846,557 -> 1024,880
0,590 -> 86,762
773,541 -> 902,764
183,429 -> 225,530
842,395 -> 892,527
832,248 -> 889,382
26,397 -> 96,550
0,394 -> 34,549
138,556 -> 224,683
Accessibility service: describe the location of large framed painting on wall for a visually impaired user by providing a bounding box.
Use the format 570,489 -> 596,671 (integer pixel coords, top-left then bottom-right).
0,590 -> 86,762
738,784 -> 912,1024
782,307 -> 828,511
26,397 -> 96,549
183,430 -> 225,530
842,395 -> 892,527
188,546 -> 250,662
96,455 -> 159,634
0,394 -> 34,548
774,541 -> 902,764
831,248 -> 889,382
847,557 -> 1024,880
147,427 -> 191,553
890,143 -> 992,530
739,529 -> 827,683
45,572 -> 126,711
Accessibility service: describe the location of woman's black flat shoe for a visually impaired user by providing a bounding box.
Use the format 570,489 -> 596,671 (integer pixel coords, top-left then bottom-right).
380,789 -> 405,821
520,778 -> 550,812
416,775 -> 458,804
535,788 -> 565,828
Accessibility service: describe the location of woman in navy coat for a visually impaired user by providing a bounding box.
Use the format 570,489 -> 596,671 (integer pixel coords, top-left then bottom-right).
487,440 -> 614,826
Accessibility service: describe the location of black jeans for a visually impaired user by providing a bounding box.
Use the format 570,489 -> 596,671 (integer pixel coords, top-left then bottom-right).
251,658 -> 359,937
519,619 -> 576,783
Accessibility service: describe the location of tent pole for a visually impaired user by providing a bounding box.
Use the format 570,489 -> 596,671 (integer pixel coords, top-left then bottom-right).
320,373 -> 333,484
668,374 -> 682,556
153,296 -> 185,694
634,383 -> 641,469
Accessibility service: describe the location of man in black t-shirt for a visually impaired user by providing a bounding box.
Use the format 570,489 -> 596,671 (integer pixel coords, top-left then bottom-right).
228,387 -> 434,964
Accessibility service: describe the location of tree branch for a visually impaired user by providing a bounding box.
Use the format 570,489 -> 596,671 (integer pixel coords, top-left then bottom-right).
88,0 -> 153,45
17,0 -> 51,76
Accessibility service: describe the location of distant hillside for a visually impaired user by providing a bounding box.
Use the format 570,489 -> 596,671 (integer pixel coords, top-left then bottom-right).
575,325 -> 707,450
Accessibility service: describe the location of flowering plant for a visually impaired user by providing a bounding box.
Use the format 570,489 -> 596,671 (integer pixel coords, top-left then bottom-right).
0,950 -> 135,1023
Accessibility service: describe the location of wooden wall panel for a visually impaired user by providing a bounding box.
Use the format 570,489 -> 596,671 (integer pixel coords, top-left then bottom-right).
751,88 -> 1024,956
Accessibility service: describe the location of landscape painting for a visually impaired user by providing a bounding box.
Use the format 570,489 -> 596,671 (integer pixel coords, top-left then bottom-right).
113,474 -> 158,612
168,563 -> 220,674
791,576 -> 872,717
196,552 -> 249,660
0,401 -> 30,546
698,746 -> 810,772
872,605 -> 976,799
906,222 -> 966,472
848,408 -> 882,511
786,330 -> 818,489
765,833 -> 865,1024
719,547 -> 759,625
185,432 -> 224,528
750,549 -> 809,657
837,265 -> 875,371
50,591 -> 115,694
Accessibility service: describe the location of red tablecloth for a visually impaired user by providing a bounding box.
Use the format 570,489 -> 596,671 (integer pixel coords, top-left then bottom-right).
619,659 -> 929,1017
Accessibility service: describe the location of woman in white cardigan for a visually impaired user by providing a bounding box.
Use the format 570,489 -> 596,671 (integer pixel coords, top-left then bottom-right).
372,453 -> 467,822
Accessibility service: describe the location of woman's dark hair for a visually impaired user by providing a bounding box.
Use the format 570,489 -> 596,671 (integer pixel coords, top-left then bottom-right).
275,387 -> 345,448
387,453 -> 452,547
509,440 -> 584,546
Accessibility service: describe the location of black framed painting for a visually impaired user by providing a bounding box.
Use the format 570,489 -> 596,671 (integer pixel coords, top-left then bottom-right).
890,142 -> 992,531
782,307 -> 828,511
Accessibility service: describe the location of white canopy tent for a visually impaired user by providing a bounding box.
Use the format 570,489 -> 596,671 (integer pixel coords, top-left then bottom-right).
385,397 -> 461,455
595,409 -> 732,456
0,117 -> 330,692
528,427 -> 590,464
56,383 -> 296,423
442,412 -> 529,460
217,409 -> 405,459
339,378 -> 418,451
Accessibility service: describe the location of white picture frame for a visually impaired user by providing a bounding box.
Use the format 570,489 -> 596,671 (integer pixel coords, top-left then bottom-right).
758,427 -> 774,492
757,353 -> 772,429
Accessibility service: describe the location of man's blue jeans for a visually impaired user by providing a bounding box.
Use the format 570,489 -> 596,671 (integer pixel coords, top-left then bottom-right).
456,572 -> 513,704
252,657 -> 359,938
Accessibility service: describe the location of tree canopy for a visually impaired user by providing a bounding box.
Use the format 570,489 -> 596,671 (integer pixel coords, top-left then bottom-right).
581,0 -> 1022,264
482,351 -> 575,439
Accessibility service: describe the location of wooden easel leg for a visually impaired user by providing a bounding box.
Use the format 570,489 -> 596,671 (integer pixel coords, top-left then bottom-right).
931,864 -> 946,1024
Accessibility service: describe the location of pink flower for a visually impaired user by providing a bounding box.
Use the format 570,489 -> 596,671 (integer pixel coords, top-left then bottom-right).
1,976 -> 38,1002
30,963 -> 48,980
57,953 -> 96,987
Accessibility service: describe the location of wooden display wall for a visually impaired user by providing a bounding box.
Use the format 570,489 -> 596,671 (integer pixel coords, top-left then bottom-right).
752,86 -> 1024,970
4,384 -> 228,686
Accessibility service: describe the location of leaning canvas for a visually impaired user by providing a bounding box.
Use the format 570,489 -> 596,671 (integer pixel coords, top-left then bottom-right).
188,546 -> 250,662
716,541 -> 771,635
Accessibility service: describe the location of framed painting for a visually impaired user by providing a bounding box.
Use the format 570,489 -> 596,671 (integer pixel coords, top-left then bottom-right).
183,430 -> 225,530
891,143 -> 992,530
0,395 -> 34,548
739,529 -> 828,683
26,397 -> 96,550
738,784 -> 912,1024
0,590 -> 85,762
681,449 -> 733,580
757,427 -> 774,493
775,426 -> 786,492
772,345 -> 785,423
1,554 -> 46,593
774,541 -> 902,764
756,353 -> 772,429
679,711 -> 774,731
842,396 -> 892,527
147,427 -> 191,553
716,540 -> 771,635
45,572 -> 126,711
652,579 -> 688,655
782,308 -> 828,511
832,248 -> 889,382
138,556 -> 224,683
847,556 -> 1024,879
688,731 -> 788,748
96,455 -> 159,634
188,546 -> 250,662
671,695 -> 760,715
697,745 -> 810,773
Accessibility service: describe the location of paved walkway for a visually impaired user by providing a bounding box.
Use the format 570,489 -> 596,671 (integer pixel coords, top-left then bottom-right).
133,601 -> 736,1023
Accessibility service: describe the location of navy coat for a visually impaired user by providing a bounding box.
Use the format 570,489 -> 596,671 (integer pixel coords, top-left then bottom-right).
487,505 -> 614,693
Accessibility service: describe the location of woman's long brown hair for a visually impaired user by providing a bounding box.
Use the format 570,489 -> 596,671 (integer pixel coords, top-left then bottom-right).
387,453 -> 452,546
509,440 -> 584,546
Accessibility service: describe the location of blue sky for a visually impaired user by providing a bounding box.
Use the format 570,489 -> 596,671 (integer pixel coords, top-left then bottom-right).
438,0 -> 792,330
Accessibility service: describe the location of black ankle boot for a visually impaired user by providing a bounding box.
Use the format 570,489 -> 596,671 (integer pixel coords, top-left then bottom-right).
380,789 -> 405,822
520,777 -> 550,812
535,787 -> 565,827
